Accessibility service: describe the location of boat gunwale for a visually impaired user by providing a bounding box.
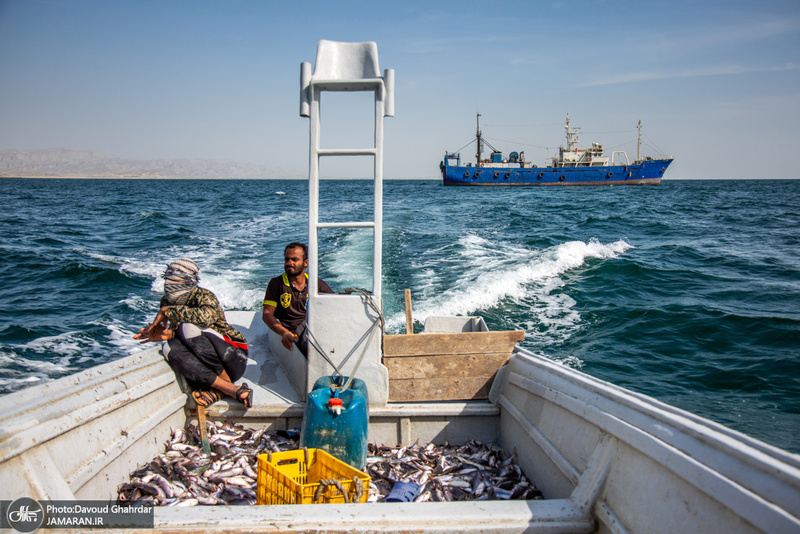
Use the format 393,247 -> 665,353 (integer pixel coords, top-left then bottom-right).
501,347 -> 800,531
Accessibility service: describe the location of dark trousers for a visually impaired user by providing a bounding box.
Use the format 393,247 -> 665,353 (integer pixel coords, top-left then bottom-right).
162,323 -> 248,390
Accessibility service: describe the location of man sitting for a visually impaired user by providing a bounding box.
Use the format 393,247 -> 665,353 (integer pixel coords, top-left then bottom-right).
262,242 -> 333,356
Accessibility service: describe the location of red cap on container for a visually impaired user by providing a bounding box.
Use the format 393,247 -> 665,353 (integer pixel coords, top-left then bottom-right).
328,398 -> 343,407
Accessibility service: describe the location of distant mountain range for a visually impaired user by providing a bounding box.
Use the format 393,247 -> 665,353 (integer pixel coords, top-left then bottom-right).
0,148 -> 302,179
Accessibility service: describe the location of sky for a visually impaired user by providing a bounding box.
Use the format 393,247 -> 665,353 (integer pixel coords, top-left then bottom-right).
1,0 -> 799,179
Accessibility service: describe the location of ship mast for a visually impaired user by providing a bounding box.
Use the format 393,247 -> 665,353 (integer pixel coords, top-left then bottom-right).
565,114 -> 579,151
637,120 -> 642,161
475,113 -> 483,165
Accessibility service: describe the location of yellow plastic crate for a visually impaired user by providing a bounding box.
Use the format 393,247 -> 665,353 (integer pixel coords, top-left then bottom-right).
256,447 -> 370,505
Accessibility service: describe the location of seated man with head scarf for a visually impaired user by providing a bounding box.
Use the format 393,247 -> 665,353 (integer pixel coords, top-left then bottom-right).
134,259 -> 252,408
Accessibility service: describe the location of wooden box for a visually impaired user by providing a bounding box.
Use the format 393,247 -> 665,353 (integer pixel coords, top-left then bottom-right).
383,318 -> 523,402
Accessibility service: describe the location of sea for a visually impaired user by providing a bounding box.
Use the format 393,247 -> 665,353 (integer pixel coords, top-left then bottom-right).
0,177 -> 798,454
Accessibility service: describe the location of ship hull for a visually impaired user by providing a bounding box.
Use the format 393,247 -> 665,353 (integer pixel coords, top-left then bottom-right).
442,158 -> 673,186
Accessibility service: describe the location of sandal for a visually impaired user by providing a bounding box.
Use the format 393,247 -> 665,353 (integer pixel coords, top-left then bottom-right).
235,383 -> 253,408
193,388 -> 222,407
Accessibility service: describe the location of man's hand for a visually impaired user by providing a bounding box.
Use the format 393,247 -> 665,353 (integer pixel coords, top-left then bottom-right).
264,305 -> 297,350
281,331 -> 298,350
133,322 -> 173,343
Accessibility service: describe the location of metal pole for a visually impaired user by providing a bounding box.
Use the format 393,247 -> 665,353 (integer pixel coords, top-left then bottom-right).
308,86 -> 320,298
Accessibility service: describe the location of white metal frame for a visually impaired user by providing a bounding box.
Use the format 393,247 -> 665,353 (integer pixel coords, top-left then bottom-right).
300,40 -> 395,298
298,41 -> 394,404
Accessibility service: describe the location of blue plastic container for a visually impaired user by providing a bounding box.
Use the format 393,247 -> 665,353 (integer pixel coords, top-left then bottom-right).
300,376 -> 369,470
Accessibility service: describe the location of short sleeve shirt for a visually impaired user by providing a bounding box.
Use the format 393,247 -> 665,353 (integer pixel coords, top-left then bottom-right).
263,273 -> 333,333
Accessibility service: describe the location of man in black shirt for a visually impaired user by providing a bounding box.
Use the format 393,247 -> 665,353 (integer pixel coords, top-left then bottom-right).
262,242 -> 333,355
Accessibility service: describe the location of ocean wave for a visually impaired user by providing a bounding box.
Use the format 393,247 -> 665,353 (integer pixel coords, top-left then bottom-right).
140,211 -> 164,218
384,236 -> 633,337
0,342 -> 79,394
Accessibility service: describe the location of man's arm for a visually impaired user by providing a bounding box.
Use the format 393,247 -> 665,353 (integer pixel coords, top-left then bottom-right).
262,304 -> 298,351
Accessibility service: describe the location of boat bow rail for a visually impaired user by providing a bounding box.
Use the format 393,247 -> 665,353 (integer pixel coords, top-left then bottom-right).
0,350 -> 186,501
492,347 -> 800,533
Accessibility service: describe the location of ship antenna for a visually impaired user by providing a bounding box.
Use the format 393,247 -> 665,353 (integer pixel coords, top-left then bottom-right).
476,112 -> 482,165
637,119 -> 642,161
565,114 -> 569,149
565,114 -> 579,151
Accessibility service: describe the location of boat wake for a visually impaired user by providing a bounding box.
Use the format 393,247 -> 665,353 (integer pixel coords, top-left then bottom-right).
384,235 -> 632,368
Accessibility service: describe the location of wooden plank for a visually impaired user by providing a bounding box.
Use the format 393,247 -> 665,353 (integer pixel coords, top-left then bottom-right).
404,289 -> 413,334
388,377 -> 496,402
383,331 -> 524,357
384,352 -> 511,380
197,404 -> 211,454
382,330 -> 523,401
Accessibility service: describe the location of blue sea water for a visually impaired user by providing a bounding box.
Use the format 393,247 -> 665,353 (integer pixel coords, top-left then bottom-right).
0,177 -> 798,454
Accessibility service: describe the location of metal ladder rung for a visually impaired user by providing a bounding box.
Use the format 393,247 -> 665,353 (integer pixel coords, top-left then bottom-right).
310,79 -> 384,91
316,221 -> 375,229
317,148 -> 378,157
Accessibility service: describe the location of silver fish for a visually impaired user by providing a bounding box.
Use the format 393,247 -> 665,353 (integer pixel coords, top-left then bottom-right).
119,422 -> 543,507
365,440 -> 542,503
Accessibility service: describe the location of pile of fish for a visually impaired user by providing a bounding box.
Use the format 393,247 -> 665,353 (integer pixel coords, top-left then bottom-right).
366,440 -> 543,502
117,422 -> 542,506
116,420 -> 298,506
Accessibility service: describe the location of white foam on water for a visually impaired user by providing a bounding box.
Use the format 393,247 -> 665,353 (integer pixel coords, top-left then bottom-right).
555,355 -> 586,370
75,249 -> 122,265
201,273 -> 263,311
385,236 -> 633,342
0,335 -> 80,380
104,319 -> 159,357
115,240 -> 266,312
323,229 -> 375,290
74,248 -> 159,278
412,267 -> 440,296
121,294 -> 152,313
18,330 -> 102,359
0,319 -> 144,393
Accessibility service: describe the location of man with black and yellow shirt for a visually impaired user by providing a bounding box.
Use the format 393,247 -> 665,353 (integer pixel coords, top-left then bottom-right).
262,242 -> 333,356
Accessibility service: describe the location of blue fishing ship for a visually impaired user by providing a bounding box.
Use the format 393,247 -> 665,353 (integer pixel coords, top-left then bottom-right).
440,114 -> 673,186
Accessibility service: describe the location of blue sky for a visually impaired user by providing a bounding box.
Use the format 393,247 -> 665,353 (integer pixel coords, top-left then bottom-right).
1,0 -> 798,179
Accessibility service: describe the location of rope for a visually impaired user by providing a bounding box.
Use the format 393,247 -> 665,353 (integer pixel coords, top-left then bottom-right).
351,476 -> 365,503
305,326 -> 343,375
341,316 -> 380,392
314,478 -> 350,503
304,288 -> 385,392
450,139 -> 475,155
311,476 -> 365,503
337,288 -> 383,392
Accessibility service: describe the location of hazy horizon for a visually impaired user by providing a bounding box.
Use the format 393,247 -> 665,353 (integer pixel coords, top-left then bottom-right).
1,0 -> 798,180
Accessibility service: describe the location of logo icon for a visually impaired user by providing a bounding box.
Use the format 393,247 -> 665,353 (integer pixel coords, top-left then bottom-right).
7,498 -> 44,533
280,293 -> 291,308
